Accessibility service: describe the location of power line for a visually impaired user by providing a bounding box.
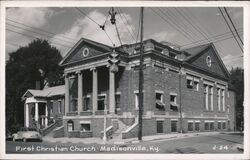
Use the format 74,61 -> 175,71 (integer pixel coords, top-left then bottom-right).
75,7 -> 101,27
176,8 -> 227,55
75,7 -> 115,46
6,18 -> 78,43
149,8 -> 195,43
114,22 -> 123,46
218,7 -> 243,52
6,23 -> 76,45
6,28 -> 72,49
117,8 -> 136,41
168,8 -> 202,40
224,7 -> 243,45
182,28 -> 243,47
157,8 -> 197,43
116,8 -> 135,41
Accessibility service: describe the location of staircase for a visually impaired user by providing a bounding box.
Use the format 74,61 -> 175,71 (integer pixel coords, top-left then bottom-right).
110,120 -> 128,140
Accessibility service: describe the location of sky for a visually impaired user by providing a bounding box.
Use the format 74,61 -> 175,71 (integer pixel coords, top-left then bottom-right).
5,7 -> 244,69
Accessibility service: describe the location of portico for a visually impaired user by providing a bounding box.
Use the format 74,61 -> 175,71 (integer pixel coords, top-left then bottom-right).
24,97 -> 48,128
64,64 -> 119,116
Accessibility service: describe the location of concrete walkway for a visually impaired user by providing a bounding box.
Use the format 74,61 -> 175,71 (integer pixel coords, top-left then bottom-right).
43,131 -> 228,145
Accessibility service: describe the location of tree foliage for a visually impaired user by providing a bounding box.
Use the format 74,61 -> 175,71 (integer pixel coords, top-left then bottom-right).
229,67 -> 244,131
6,39 -> 64,131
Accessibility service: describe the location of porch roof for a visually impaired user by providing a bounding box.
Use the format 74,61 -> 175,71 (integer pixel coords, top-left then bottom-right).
22,85 -> 65,99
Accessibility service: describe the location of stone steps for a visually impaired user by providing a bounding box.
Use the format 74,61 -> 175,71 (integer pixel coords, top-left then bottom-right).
110,119 -> 128,140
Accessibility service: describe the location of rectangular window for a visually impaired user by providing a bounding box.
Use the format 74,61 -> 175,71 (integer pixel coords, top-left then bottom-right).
156,121 -> 164,133
155,92 -> 165,110
209,86 -> 213,111
135,93 -> 139,110
188,122 -> 194,131
97,95 -> 106,110
187,79 -> 193,89
194,81 -> 199,91
210,122 -> 214,130
222,122 -> 226,129
205,122 -> 209,130
81,124 -> 91,131
115,94 -> 121,109
50,100 -> 54,114
217,88 -> 221,111
204,85 -> 208,110
83,97 -> 90,111
58,100 -> 62,113
222,90 -> 225,111
171,120 -> 177,132
195,122 -> 200,131
170,94 -> 178,111
218,122 -> 221,129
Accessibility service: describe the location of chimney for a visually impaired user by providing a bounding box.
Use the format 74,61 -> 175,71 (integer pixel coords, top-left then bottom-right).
35,81 -> 41,90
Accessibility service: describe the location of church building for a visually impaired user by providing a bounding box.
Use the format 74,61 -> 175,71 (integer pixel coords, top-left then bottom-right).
23,38 -> 236,139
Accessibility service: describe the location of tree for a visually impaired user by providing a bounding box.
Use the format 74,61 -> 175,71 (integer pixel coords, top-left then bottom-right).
229,67 -> 244,131
6,39 -> 64,132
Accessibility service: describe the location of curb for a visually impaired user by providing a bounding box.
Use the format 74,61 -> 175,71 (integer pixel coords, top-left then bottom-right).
43,132 -> 222,145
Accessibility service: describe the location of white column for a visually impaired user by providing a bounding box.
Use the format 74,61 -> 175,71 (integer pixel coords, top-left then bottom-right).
45,103 -> 48,127
41,117 -> 44,126
92,68 -> 98,114
109,69 -> 115,114
25,103 -> 29,127
35,102 -> 39,122
65,74 -> 70,115
77,71 -> 83,114
205,86 -> 208,110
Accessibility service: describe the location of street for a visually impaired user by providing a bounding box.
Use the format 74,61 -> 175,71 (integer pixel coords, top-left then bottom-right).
6,133 -> 243,154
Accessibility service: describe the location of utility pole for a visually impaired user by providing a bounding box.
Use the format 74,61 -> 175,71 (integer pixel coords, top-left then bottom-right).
179,64 -> 183,133
138,7 -> 144,141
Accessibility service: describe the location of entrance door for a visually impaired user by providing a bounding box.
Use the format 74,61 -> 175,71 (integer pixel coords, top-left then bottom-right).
157,121 -> 164,133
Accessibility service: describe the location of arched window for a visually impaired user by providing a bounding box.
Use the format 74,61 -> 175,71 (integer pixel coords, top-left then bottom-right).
67,120 -> 74,132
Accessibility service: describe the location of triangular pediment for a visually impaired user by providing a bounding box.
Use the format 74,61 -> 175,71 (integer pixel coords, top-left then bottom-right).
60,38 -> 112,66
185,44 -> 229,79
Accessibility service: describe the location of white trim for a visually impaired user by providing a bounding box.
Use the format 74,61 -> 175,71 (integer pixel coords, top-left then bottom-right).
171,119 -> 178,121
80,120 -> 91,124
194,77 -> 200,82
115,92 -> 121,95
204,120 -> 215,123
184,69 -> 227,87
188,120 -> 194,123
155,90 -> 164,94
85,94 -> 91,98
203,80 -> 214,86
195,120 -> 201,122
217,84 -> 226,89
134,90 -> 144,93
186,75 -> 193,80
170,92 -> 177,96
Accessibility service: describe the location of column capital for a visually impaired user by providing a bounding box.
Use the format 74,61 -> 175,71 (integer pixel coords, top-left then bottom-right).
90,67 -> 97,72
75,70 -> 82,75
63,73 -> 69,78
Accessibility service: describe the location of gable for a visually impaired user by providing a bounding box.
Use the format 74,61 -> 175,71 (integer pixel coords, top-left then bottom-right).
22,91 -> 34,99
60,38 -> 112,66
186,45 -> 229,78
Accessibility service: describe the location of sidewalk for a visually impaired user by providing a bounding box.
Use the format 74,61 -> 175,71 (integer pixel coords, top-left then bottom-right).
43,131 -> 223,145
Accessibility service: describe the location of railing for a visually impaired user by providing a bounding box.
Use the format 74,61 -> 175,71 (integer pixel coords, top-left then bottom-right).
100,126 -> 114,139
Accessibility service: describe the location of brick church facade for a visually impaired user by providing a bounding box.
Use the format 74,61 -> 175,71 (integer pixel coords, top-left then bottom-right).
23,38 -> 236,139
